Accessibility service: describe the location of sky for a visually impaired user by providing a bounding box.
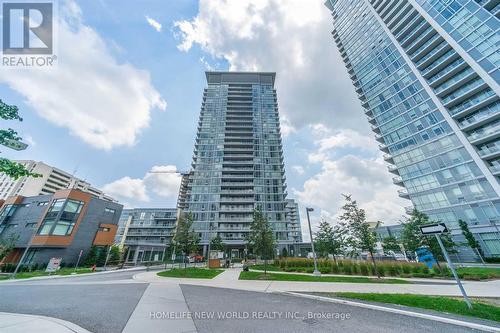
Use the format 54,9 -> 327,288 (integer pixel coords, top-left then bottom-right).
0,0 -> 408,240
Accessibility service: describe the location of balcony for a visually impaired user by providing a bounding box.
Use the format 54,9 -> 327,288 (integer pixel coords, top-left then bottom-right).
398,189 -> 410,199
489,164 -> 500,176
379,143 -> 389,153
383,154 -> 394,163
478,143 -> 500,160
468,123 -> 500,145
392,176 -> 404,186
221,182 -> 254,187
388,165 -> 399,174
459,108 -> 500,131
374,133 -> 385,143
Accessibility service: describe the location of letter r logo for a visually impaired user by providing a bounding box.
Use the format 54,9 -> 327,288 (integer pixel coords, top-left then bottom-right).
2,2 -> 53,54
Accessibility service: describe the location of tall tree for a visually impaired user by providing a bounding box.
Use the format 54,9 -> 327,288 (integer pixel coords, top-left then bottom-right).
314,218 -> 344,263
246,209 -> 275,275
382,236 -> 401,253
339,194 -> 380,277
210,234 -> 225,251
0,100 -> 41,179
173,212 -> 200,268
401,209 -> 456,265
458,219 -> 485,264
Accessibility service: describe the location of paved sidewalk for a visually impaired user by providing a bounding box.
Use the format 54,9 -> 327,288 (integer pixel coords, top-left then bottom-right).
134,268 -> 500,297
0,312 -> 92,333
122,282 -> 197,333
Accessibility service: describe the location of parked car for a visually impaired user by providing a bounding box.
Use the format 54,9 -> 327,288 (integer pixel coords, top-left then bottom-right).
189,254 -> 204,263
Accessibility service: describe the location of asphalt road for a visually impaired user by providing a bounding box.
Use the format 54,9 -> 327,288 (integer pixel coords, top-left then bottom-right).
180,285 -> 481,333
0,273 -> 148,333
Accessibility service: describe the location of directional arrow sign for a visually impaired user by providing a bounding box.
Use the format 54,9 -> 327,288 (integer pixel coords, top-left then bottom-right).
420,223 -> 448,235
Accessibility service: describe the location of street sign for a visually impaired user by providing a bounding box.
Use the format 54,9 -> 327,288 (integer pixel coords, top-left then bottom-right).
45,257 -> 62,272
420,223 -> 448,235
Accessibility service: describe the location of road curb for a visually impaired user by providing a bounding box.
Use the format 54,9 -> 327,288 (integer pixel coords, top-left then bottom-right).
0,266 -> 147,283
277,291 -> 500,333
0,312 -> 92,333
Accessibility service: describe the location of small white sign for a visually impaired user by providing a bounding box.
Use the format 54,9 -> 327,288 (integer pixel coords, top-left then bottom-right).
45,257 -> 62,272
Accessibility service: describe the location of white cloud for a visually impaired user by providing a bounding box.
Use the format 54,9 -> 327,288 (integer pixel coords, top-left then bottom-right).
102,176 -> 149,202
294,125 -> 408,224
145,15 -> 162,32
0,1 -> 166,150
102,165 -> 182,204
23,135 -> 36,147
174,0 -> 368,133
292,165 -> 305,175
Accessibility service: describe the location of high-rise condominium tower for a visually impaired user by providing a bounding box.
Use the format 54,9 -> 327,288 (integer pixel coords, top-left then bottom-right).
182,72 -> 300,257
325,0 -> 499,260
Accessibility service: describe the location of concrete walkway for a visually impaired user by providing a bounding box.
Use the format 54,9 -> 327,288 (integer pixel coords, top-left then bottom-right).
133,268 -> 500,297
0,312 -> 92,333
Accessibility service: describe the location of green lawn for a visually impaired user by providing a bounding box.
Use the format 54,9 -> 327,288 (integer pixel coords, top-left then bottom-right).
7,268 -> 94,279
239,271 -> 410,284
0,268 -> 94,280
456,267 -> 500,280
249,264 -> 281,272
157,267 -> 224,279
322,292 -> 500,322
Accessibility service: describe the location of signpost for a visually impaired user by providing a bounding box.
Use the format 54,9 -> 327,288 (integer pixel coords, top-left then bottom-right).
420,223 -> 472,309
74,249 -> 83,272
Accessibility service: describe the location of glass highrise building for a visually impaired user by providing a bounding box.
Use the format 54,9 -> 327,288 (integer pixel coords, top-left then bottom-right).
182,71 -> 301,257
325,0 -> 500,260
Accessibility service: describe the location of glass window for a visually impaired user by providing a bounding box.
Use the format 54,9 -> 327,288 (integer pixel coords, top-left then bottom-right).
52,220 -> 72,236
64,200 -> 83,214
38,219 -> 55,235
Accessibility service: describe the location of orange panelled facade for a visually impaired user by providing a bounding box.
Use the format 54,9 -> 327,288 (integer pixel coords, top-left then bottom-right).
93,224 -> 118,246
31,189 -> 93,247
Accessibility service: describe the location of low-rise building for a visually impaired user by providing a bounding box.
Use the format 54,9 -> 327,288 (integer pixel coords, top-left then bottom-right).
115,208 -> 177,265
0,189 -> 123,267
0,160 -> 115,202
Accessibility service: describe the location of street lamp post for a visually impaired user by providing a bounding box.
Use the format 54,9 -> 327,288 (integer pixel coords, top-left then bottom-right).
306,207 -> 320,277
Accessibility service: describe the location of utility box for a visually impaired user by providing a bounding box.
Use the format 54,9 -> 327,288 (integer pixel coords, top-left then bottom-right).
208,250 -> 222,268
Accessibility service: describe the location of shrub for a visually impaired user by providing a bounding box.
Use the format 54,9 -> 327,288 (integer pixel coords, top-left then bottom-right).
377,264 -> 386,277
343,261 -> 353,275
401,264 -> 411,274
387,263 -> 399,276
359,262 -> 369,276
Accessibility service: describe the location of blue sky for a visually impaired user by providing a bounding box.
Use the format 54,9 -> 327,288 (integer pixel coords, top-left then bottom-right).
0,0 -> 407,237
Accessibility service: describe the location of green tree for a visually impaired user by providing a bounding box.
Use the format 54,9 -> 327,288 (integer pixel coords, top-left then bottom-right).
96,246 -> 108,267
314,218 -> 344,263
210,234 -> 225,251
246,209 -> 276,275
108,245 -> 121,265
84,245 -> 98,266
382,236 -> 401,253
401,209 -> 456,265
0,233 -> 19,261
339,194 -> 380,277
173,212 -> 200,268
0,100 -> 41,179
458,219 -> 485,264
